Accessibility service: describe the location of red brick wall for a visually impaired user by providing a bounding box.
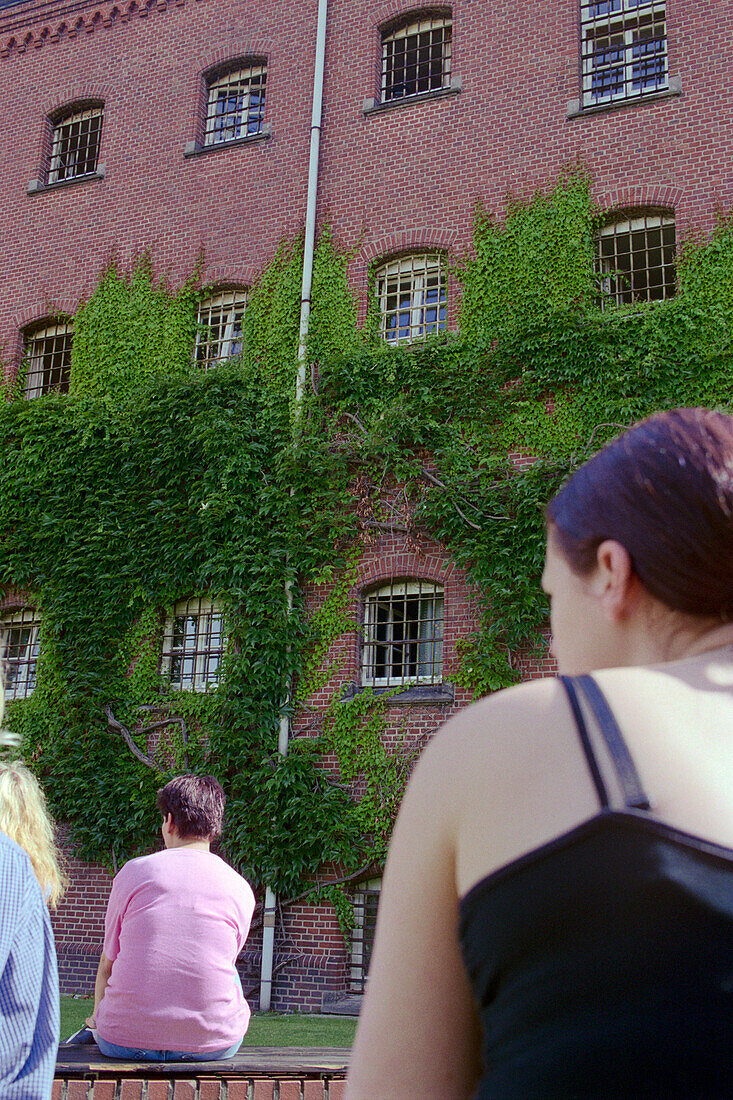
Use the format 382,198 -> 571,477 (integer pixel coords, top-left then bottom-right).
52,829 -> 113,994
2,1 -> 732,372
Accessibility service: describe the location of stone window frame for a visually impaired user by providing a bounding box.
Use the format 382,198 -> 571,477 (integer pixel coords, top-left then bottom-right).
364,7 -> 460,115
21,318 -> 74,399
194,287 -> 248,370
349,877 -> 382,994
360,578 -> 444,690
580,0 -> 667,110
160,597 -> 227,693
1,606 -> 41,701
374,253 -> 447,344
594,208 -> 676,307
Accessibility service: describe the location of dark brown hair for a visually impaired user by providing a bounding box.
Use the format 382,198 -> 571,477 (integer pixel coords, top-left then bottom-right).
156,774 -> 226,840
546,408 -> 733,619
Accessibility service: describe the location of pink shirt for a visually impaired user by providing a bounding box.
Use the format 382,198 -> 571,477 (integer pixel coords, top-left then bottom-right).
96,847 -> 255,1052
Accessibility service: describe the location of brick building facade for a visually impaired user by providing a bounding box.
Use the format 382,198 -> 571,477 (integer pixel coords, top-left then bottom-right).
1,0 -> 731,1009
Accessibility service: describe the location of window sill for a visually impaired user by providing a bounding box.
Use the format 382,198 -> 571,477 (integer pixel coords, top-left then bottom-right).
27,166 -> 105,195
184,125 -> 271,157
567,77 -> 681,119
363,77 -> 461,116
343,682 -> 454,705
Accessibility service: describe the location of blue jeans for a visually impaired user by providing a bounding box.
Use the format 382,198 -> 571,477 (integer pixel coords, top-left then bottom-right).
96,1035 -> 242,1061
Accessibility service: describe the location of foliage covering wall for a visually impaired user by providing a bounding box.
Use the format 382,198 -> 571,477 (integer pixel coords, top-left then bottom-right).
2,174 -> 733,893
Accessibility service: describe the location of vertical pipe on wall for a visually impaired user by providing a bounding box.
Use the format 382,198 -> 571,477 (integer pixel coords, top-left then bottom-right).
259,0 -> 328,1013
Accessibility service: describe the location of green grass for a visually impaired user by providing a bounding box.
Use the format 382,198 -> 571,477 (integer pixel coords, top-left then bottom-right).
60,997 -> 357,1048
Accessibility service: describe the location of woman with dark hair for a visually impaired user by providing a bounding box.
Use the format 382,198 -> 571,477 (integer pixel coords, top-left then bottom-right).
87,774 -> 255,1061
348,409 -> 733,1098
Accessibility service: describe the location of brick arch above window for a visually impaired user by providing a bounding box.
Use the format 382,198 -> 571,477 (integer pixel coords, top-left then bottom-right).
366,1 -> 450,32
13,300 -> 77,333
361,229 -> 457,265
358,554 -> 456,590
594,185 -> 683,217
41,87 -> 110,119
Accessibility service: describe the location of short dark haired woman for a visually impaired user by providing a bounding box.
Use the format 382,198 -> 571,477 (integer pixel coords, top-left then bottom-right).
348,409 -> 733,1098
88,773 -> 254,1061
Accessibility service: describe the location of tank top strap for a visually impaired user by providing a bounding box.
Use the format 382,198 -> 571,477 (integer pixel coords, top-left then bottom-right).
559,675 -> 611,809
560,675 -> 651,811
574,674 -> 651,811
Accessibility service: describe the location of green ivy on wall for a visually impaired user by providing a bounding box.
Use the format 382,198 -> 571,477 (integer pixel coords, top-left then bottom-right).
3,174 -> 733,897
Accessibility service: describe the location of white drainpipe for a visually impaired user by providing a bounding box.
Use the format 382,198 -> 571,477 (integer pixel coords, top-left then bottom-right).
259,0 -> 328,1013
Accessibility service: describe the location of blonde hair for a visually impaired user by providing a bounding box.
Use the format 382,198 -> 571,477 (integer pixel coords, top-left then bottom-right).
0,683 -> 67,907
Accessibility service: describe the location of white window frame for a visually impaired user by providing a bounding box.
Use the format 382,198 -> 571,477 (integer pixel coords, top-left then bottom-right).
362,580 -> 444,689
1,609 -> 41,701
581,0 -> 667,108
381,14 -> 452,103
22,321 -> 73,399
595,211 -> 676,306
376,255 -> 447,344
195,289 -> 247,369
350,878 -> 381,993
161,598 -> 226,693
205,64 -> 267,146
48,105 -> 103,184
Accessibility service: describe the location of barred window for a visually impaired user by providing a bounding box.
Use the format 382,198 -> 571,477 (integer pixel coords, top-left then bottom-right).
161,598 -> 226,692
23,321 -> 73,399
350,879 -> 381,994
362,581 -> 443,688
382,14 -> 452,102
581,1 -> 667,107
376,255 -> 447,343
195,290 -> 247,369
205,64 -> 267,146
48,105 -> 103,184
1,609 -> 40,701
595,212 -> 676,305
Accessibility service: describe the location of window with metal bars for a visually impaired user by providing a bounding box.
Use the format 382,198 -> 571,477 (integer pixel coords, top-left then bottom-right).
195,290 -> 247,369
375,255 -> 446,343
381,13 -> 452,102
205,64 -> 267,146
161,598 -> 226,692
581,0 -> 666,107
22,321 -> 73,399
362,581 -> 443,689
350,880 -> 381,993
595,212 -> 676,306
48,105 -> 103,184
1,609 -> 41,701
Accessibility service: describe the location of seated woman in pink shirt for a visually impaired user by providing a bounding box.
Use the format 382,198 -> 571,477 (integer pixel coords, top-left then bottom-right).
87,774 -> 255,1061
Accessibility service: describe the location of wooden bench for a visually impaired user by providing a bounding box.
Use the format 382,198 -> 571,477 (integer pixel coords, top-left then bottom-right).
55,1045 -> 350,1098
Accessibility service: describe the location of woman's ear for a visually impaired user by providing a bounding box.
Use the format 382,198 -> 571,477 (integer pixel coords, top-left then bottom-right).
594,539 -> 640,620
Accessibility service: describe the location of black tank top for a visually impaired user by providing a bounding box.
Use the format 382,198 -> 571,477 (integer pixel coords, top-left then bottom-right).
458,675 -> 733,1099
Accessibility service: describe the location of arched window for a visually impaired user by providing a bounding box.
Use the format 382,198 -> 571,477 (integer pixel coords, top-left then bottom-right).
195,289 -> 247,369
361,580 -> 444,688
381,12 -> 452,102
205,63 -> 267,146
595,211 -> 676,306
48,103 -> 103,184
22,319 -> 73,398
161,598 -> 226,692
581,1 -> 666,108
375,254 -> 446,343
1,608 -> 41,700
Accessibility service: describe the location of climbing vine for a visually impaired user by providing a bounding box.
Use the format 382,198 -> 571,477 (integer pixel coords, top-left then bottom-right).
3,172 -> 733,901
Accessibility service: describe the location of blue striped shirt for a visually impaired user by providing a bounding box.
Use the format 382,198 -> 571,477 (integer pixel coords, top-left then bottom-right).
0,831 -> 59,1099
